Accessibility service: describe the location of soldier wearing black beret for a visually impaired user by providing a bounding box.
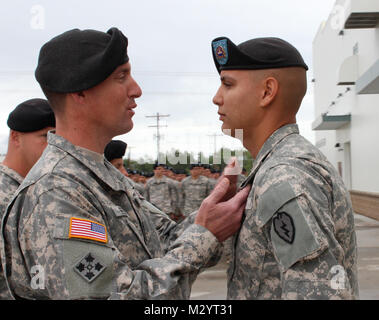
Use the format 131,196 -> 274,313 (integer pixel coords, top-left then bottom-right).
2,27 -> 249,300
0,98 -> 55,299
211,36 -> 358,299
2,98 -> 55,181
104,140 -> 128,176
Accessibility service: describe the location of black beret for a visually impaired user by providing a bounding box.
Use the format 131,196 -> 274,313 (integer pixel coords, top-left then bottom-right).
211,37 -> 308,73
153,162 -> 166,170
190,163 -> 202,170
36,27 -> 129,93
153,161 -> 166,169
7,98 -> 55,132
104,140 -> 127,162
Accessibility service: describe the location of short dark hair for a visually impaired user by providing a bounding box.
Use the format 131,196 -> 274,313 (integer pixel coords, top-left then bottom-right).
40,85 -> 66,113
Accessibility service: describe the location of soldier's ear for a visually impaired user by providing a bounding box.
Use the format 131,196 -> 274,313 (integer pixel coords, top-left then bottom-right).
10,130 -> 22,147
260,77 -> 279,108
68,91 -> 86,106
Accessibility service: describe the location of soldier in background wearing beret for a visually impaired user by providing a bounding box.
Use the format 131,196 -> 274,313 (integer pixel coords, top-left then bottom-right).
104,140 -> 128,176
1,27 -> 250,300
211,36 -> 358,299
0,98 -> 55,299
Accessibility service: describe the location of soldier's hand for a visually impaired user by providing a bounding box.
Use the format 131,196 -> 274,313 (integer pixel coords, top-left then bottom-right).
217,157 -> 241,202
195,178 -> 250,242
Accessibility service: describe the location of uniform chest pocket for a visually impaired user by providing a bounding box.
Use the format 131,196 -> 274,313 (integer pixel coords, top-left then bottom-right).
108,205 -> 154,261
191,185 -> 205,199
110,205 -> 144,235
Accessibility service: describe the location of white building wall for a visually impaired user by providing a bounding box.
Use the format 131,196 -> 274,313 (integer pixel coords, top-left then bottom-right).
313,0 -> 379,193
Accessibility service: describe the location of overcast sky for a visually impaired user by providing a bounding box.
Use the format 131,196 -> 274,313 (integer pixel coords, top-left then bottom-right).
0,0 -> 337,161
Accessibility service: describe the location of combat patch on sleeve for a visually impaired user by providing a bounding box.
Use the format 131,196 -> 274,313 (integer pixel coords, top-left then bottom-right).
273,212 -> 295,244
256,181 -> 328,271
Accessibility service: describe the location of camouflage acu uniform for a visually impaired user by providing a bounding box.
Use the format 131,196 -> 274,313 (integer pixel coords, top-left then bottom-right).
145,176 -> 178,215
170,178 -> 182,216
1,132 -> 221,300
125,176 -> 145,196
228,124 -> 358,300
181,175 -> 212,216
207,178 -> 217,191
0,164 -> 23,299
237,174 -> 246,188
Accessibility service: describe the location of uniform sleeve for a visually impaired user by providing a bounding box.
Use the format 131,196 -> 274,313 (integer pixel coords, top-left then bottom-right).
256,179 -> 355,300
12,187 -> 221,300
168,181 -> 179,214
144,182 -> 150,201
180,181 -> 186,211
206,179 -> 212,197
140,199 -> 209,253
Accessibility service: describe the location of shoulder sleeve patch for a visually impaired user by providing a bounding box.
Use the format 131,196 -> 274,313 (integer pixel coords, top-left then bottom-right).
270,197 -> 329,271
63,239 -> 114,298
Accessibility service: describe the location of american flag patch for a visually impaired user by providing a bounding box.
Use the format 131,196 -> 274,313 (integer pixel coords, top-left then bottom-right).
69,217 -> 107,243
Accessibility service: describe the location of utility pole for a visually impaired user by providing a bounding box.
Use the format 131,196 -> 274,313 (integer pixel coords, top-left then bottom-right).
127,146 -> 135,168
146,112 -> 170,162
207,133 -> 224,155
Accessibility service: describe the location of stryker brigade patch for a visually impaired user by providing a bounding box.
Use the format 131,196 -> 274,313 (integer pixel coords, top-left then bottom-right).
74,252 -> 106,283
273,212 -> 295,244
212,39 -> 228,65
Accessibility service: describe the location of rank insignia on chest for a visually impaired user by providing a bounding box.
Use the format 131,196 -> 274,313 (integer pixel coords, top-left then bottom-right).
69,217 -> 108,243
212,39 -> 228,65
273,212 -> 295,244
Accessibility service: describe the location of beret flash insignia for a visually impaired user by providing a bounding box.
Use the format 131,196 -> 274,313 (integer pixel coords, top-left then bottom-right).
212,39 -> 228,65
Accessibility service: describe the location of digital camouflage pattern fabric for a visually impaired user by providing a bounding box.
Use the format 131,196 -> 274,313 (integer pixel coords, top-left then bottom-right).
228,124 -> 359,300
181,175 -> 212,216
0,164 -> 23,299
125,176 -> 145,196
144,176 -> 179,215
1,132 -> 221,300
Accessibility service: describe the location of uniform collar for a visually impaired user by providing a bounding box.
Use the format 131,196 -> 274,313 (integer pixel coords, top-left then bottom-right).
0,163 -> 23,184
152,175 -> 167,183
189,175 -> 205,183
47,131 -> 127,191
240,124 -> 299,188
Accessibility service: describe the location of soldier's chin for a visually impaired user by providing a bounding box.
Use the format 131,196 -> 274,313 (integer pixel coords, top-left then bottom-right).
221,124 -> 236,138
123,121 -> 134,134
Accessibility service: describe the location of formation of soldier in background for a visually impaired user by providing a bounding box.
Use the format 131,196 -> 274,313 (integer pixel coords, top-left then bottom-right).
104,140 -> 247,223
